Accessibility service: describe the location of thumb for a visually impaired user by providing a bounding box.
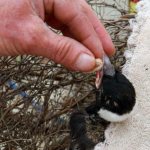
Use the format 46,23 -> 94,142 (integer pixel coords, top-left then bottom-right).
48,34 -> 97,72
26,19 -> 99,72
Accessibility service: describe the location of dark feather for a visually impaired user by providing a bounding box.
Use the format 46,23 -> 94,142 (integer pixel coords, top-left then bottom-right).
69,111 -> 95,150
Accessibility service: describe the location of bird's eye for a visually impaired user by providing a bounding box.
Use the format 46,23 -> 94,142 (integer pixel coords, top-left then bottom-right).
114,101 -> 119,107
106,100 -> 110,105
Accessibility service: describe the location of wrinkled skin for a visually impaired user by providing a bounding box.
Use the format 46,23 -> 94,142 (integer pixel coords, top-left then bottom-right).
0,0 -> 115,72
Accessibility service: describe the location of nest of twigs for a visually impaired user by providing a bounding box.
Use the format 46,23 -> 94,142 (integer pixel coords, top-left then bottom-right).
0,1 -> 133,150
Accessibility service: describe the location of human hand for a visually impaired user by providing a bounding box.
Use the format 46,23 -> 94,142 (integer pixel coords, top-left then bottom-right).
0,0 -> 115,72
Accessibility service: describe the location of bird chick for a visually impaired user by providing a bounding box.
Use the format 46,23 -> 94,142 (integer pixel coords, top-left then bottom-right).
86,71 -> 136,122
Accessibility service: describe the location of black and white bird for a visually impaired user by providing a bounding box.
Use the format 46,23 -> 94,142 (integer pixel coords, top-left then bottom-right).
86,55 -> 136,122
69,55 -> 136,150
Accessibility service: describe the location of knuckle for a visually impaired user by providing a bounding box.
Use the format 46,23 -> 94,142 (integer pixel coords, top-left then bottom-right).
54,37 -> 73,64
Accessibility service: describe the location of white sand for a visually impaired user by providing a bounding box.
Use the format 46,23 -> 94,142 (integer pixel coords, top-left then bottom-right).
95,0 -> 150,149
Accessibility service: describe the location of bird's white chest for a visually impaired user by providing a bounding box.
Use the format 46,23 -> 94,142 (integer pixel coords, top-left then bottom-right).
98,108 -> 130,122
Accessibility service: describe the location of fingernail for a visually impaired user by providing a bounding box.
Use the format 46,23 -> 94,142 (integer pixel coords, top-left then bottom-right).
74,54 -> 95,72
88,58 -> 103,73
96,59 -> 103,68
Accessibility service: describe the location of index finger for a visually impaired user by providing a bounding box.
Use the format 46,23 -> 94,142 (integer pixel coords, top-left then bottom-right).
83,3 -> 115,56
45,0 -> 104,58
